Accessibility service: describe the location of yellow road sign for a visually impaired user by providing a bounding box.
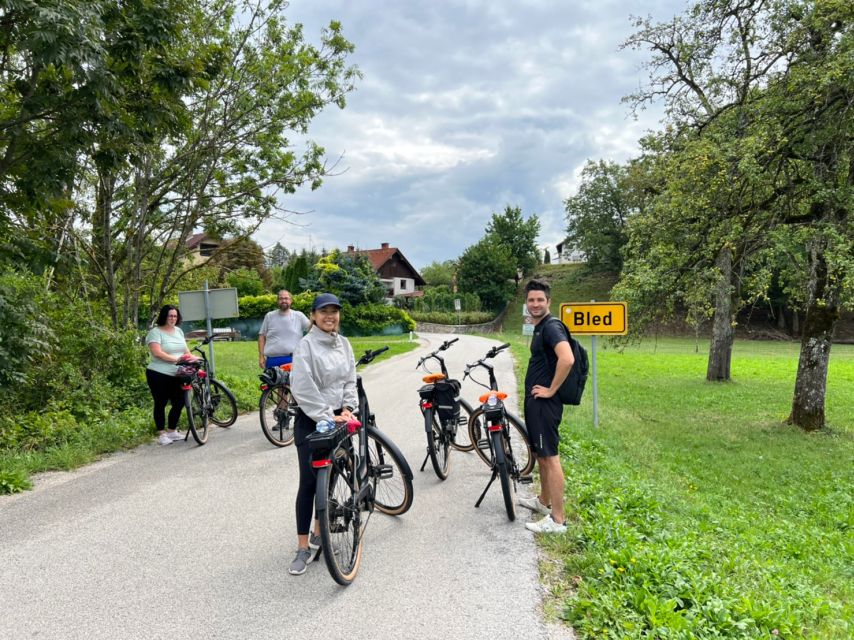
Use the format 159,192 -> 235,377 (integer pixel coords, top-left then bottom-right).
560,301 -> 627,335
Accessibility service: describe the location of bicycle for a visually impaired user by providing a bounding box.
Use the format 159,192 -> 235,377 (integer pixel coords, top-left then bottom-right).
306,346 -> 414,585
415,337 -> 479,480
258,363 -> 297,447
463,343 -> 534,521
177,336 -> 238,445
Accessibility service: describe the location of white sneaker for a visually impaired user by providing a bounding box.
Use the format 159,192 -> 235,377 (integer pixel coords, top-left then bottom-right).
525,515 -> 567,534
167,430 -> 185,442
157,434 -> 173,445
518,494 -> 551,515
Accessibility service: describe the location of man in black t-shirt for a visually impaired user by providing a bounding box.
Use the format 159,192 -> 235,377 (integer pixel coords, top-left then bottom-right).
521,280 -> 574,534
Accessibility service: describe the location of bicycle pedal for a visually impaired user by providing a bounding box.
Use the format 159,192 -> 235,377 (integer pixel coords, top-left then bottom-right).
518,475 -> 533,484
477,439 -> 490,450
371,464 -> 393,480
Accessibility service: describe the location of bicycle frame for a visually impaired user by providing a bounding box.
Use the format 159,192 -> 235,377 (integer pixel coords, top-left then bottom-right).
464,343 -> 531,519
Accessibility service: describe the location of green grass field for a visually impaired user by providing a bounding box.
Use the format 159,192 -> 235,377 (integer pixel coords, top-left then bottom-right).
503,333 -> 853,639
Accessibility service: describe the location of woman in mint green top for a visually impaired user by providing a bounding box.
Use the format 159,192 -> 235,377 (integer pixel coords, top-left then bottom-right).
145,305 -> 195,445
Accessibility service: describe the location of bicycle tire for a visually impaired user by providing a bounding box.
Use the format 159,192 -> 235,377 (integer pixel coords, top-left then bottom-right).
367,428 -> 414,515
186,384 -> 209,445
491,429 -> 516,521
469,408 -> 533,475
209,379 -> 237,427
449,398 -> 476,452
426,408 -> 451,480
259,385 -> 295,447
317,453 -> 363,586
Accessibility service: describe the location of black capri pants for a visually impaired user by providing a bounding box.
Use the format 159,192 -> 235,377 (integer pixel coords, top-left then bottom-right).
294,410 -> 319,536
146,368 -> 185,431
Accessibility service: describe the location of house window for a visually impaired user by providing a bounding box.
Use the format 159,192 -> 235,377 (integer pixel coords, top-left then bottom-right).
199,243 -> 217,257
399,279 -> 407,290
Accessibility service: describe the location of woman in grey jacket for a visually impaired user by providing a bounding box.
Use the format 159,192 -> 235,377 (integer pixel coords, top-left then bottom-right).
287,293 -> 358,576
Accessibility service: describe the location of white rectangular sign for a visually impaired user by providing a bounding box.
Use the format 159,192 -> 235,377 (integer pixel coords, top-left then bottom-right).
178,288 -> 239,322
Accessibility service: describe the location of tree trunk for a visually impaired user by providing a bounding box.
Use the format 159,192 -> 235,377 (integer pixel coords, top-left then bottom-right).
789,246 -> 838,431
706,246 -> 734,381
93,169 -> 118,327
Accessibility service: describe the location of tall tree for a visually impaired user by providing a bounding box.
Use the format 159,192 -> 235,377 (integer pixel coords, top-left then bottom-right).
564,160 -> 634,273
485,205 -> 540,286
421,260 -> 455,288
66,0 -> 360,327
456,237 -> 516,313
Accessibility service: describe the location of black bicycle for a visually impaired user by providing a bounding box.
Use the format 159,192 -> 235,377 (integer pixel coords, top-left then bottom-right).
306,346 -> 414,585
416,337 -> 479,480
463,343 -> 533,521
258,363 -> 297,447
178,336 -> 238,445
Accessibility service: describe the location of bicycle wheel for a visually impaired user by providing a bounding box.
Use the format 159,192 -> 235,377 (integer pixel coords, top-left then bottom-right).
367,428 -> 413,515
469,408 -> 533,475
259,385 -> 295,447
491,430 -> 516,521
209,379 -> 237,427
317,452 -> 363,586
449,398 -> 476,452
186,383 -> 209,445
426,409 -> 451,480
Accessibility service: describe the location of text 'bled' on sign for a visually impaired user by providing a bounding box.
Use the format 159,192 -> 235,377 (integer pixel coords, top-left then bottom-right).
559,302 -> 628,336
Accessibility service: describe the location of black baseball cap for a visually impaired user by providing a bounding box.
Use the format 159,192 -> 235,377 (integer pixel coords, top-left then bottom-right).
311,293 -> 342,311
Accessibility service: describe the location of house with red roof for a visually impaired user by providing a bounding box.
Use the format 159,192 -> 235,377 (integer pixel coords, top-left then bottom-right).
344,242 -> 425,301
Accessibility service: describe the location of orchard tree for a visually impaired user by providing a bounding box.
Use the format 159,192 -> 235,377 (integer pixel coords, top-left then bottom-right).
486,205 -> 540,285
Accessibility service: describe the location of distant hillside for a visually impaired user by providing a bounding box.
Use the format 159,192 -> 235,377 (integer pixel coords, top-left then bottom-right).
502,264 -> 618,333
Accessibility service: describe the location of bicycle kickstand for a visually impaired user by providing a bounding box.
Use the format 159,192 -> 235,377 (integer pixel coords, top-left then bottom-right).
419,449 -> 430,472
474,470 -> 498,508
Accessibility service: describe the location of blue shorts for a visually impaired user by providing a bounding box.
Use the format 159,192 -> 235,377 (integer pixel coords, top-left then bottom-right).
265,354 -> 293,368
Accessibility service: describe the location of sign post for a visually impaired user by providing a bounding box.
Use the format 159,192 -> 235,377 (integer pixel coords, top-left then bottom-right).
178,285 -> 239,377
559,301 -> 628,428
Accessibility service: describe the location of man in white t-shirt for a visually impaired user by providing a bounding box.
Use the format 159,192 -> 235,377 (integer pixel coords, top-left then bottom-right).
258,290 -> 310,368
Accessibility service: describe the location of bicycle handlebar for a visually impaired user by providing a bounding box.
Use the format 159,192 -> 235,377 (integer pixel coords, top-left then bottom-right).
357,346 -> 389,366
416,337 -> 460,368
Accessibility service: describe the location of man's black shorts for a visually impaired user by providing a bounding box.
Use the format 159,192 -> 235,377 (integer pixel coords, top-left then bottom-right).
524,395 -> 563,457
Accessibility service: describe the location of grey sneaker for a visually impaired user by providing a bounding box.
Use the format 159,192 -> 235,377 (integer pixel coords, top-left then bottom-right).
525,515 -> 567,534
518,494 -> 551,515
288,548 -> 313,575
309,533 -> 322,550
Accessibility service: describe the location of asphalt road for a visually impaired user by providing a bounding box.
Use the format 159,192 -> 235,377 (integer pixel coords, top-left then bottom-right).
0,333 -> 574,640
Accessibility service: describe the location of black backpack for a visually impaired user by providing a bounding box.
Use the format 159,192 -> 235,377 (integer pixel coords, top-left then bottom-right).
549,317 -> 589,405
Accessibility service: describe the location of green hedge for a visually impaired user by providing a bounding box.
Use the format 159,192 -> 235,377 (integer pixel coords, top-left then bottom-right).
232,292 -> 415,335
410,310 -> 494,325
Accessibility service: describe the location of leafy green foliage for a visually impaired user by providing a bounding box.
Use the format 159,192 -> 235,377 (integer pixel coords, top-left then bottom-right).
564,160 -> 633,273
226,267 -> 266,296
457,236 -> 517,312
409,311 -> 493,325
486,205 -> 541,284
0,268 -> 53,386
420,260 -> 456,288
409,286 -> 481,314
302,250 -> 387,305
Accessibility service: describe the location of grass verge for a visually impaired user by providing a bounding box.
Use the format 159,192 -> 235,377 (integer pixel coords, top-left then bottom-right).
503,333 -> 853,639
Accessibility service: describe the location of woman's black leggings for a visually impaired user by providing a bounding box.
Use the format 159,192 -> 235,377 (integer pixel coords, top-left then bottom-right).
146,368 -> 185,431
294,411 -> 318,535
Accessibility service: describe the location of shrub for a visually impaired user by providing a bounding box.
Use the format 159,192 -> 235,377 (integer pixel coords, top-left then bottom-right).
0,267 -> 53,387
410,311 -> 493,325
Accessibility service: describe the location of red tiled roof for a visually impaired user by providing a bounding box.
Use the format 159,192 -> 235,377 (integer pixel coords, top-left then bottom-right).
344,244 -> 425,286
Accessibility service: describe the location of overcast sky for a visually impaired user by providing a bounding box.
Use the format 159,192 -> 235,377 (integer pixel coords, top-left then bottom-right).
255,0 -> 687,269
